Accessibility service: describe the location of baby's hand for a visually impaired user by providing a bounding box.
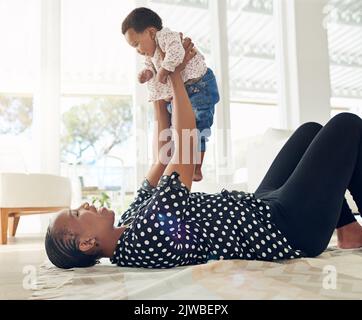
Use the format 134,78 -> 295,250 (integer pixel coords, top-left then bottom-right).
157,68 -> 170,84
138,69 -> 154,84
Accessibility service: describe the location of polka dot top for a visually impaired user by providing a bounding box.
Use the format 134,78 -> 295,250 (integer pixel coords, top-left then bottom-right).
110,172 -> 303,268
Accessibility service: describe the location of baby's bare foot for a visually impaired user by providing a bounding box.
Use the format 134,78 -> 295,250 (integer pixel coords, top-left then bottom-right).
337,221 -> 362,249
193,170 -> 203,182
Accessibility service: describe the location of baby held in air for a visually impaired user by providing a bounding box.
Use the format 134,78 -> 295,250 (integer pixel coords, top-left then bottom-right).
122,7 -> 220,182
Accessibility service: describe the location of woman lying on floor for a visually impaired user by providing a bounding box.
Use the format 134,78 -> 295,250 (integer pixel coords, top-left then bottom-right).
45,42 -> 362,269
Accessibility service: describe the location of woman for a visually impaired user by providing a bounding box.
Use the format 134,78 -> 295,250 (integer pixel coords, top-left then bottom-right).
45,50 -> 362,270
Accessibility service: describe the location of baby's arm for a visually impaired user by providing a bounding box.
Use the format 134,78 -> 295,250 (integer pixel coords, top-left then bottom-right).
138,57 -> 156,84
138,69 -> 154,84
159,31 -> 186,73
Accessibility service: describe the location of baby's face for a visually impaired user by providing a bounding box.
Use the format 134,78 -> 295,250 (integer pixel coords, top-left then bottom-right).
125,27 -> 156,57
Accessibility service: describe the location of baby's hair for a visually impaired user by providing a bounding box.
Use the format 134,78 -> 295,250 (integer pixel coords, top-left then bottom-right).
122,7 -> 163,35
45,225 -> 99,269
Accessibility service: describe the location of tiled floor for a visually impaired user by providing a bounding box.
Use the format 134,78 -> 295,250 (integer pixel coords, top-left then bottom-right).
0,234 -> 46,300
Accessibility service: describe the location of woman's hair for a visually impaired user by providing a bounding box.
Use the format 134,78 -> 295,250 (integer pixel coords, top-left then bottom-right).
122,7 -> 163,34
45,226 -> 99,269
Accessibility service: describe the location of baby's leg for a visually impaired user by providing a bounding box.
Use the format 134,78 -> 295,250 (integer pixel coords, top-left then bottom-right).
192,101 -> 216,182
193,122 -> 212,182
193,152 -> 205,182
186,69 -> 219,181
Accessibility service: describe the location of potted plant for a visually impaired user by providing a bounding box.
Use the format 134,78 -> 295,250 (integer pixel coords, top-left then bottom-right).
91,192 -> 111,208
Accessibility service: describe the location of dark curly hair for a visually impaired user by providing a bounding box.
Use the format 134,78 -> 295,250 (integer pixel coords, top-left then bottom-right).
122,7 -> 163,35
45,226 -> 100,269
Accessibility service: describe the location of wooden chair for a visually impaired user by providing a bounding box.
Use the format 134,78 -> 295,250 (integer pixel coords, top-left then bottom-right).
0,173 -> 71,244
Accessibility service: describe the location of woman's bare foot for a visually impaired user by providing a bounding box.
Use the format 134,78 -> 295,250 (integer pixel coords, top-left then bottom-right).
337,221 -> 362,249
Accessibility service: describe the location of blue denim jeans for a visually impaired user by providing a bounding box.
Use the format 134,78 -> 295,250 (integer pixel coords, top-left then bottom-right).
166,68 -> 220,152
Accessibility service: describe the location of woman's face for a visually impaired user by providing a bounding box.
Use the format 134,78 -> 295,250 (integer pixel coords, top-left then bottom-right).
50,204 -> 116,248
125,27 -> 157,57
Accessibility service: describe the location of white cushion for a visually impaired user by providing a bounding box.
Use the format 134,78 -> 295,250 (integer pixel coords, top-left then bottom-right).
0,173 -> 71,208
246,128 -> 292,193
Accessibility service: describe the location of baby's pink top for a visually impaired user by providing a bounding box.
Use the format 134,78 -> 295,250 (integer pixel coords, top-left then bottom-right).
143,27 -> 208,102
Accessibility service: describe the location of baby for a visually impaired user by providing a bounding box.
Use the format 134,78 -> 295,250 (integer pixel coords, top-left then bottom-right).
122,7 -> 220,182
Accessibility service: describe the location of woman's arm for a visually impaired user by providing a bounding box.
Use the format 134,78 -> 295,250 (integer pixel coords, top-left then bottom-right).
163,69 -> 196,191
145,100 -> 172,187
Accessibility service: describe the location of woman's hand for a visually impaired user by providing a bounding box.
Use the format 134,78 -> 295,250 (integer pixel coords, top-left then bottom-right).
176,34 -> 196,73
158,33 -> 196,73
156,67 -> 171,84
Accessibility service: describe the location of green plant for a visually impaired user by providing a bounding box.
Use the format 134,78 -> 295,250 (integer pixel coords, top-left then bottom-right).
91,192 -> 111,208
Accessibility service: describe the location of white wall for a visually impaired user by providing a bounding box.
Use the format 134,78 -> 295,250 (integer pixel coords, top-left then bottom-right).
275,0 -> 331,129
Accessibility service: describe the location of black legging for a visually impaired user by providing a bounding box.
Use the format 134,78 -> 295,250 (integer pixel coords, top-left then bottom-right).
254,112 -> 362,257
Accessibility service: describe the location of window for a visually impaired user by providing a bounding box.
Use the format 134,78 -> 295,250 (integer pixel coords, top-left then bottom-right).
227,0 -> 279,177
0,0 -> 40,94
0,0 -> 41,233
326,0 -> 362,117
60,0 -> 137,212
0,95 -> 33,136
0,0 -> 39,172
60,96 -> 133,212
0,0 -> 39,139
